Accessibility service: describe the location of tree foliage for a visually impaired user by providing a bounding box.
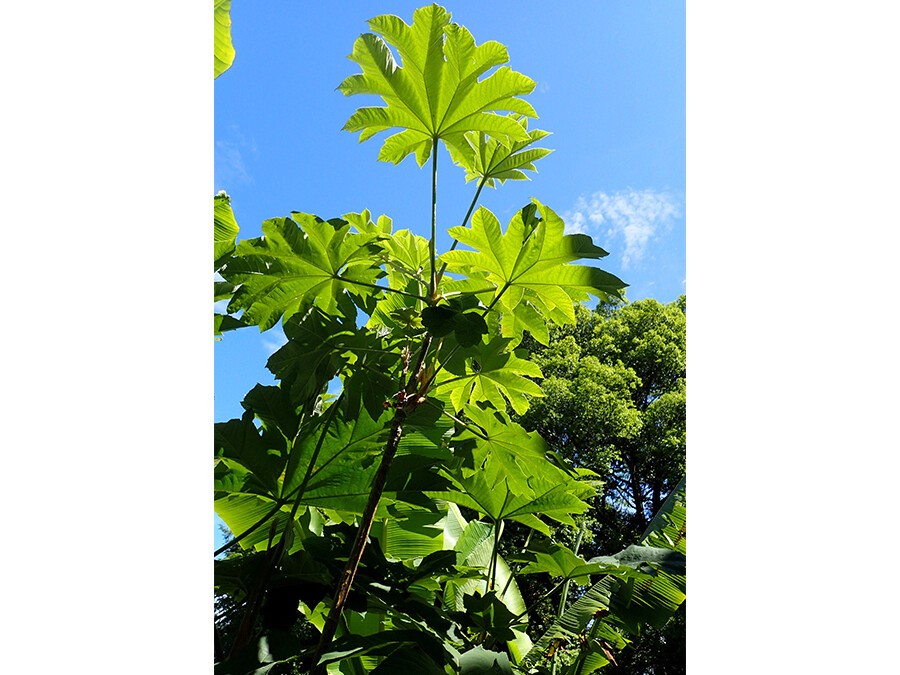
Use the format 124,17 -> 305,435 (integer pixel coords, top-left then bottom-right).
214,5 -> 685,674
508,298 -> 686,672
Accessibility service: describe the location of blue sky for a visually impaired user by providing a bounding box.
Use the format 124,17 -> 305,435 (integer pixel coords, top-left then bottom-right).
215,1 -> 685,437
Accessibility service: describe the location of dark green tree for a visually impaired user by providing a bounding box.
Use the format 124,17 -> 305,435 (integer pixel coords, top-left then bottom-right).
512,297 -> 686,672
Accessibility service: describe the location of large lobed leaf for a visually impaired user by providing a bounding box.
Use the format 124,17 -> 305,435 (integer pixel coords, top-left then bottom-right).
220,212 -> 388,331
214,392 -> 396,550
433,336 -> 544,415
447,117 -> 553,187
429,428 -> 596,537
339,3 -> 537,166
440,201 -> 627,344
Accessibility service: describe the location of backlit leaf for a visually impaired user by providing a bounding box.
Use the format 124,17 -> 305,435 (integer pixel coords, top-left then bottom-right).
447,118 -> 553,187
339,4 -> 537,166
221,212 -> 387,331
214,0 -> 235,79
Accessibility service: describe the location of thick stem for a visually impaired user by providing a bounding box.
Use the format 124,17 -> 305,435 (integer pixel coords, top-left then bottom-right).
311,336 -> 432,669
313,411 -> 408,664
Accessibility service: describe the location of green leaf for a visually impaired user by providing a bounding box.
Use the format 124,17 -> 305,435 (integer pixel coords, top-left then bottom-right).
514,542 -> 596,586
430,443 -> 594,536
440,202 -> 628,331
458,645 -> 513,675
522,484 -> 686,668
265,307 -> 395,410
442,512 -> 533,662
433,337 -> 543,415
370,645 -> 448,674
421,304 -> 457,337
378,503 -> 448,561
459,591 -> 519,642
317,630 -> 448,668
515,543 -> 684,588
214,313 -> 250,336
339,4 -> 537,166
214,0 -> 235,79
640,476 -> 686,555
421,304 -> 489,347
367,229 -> 431,336
221,212 -> 387,331
280,401 -> 393,514
214,392 -> 397,554
214,193 -> 240,270
447,118 -> 553,187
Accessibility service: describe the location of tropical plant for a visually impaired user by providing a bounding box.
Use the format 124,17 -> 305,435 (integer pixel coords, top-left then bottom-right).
214,5 -> 685,673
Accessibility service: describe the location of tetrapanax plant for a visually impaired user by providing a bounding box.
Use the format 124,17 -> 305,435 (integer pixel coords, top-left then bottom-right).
213,5 -> 682,674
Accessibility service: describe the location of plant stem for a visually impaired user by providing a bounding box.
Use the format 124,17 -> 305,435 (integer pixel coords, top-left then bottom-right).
428,140 -> 438,302
420,281 -> 512,393
336,275 -> 427,302
311,335 -> 433,670
434,175 -> 487,287
551,523 -> 586,675
487,519 -> 504,591
313,411 -> 408,666
499,529 -> 532,599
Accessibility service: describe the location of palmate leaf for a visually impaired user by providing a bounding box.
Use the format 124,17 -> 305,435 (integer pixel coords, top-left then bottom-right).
514,543 -> 685,588
339,4 -> 537,166
368,229 -> 431,334
453,405 -> 553,492
447,118 -> 553,187
266,306 -> 401,419
220,212 -> 388,331
214,393 -> 396,551
429,444 -> 595,537
433,336 -> 543,415
440,201 -> 627,334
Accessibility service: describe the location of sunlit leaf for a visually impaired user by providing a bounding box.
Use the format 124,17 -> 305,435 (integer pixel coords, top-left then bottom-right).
440,202 -> 628,333
339,4 -> 537,166
433,337 -> 543,415
221,212 -> 387,331
447,118 -> 553,187
214,0 -> 235,79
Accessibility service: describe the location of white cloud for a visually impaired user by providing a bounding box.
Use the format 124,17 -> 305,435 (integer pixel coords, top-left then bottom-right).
563,189 -> 681,269
261,328 -> 287,356
214,126 -> 257,190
